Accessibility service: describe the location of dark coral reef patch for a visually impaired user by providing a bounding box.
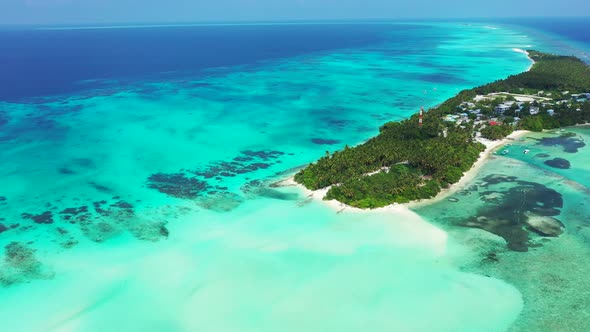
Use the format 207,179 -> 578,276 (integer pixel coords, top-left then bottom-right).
147,173 -> 209,199
0,242 -> 54,287
544,158 -> 571,169
21,211 -> 54,224
89,182 -> 113,193
191,150 -> 285,179
323,118 -> 351,129
458,174 -> 565,252
58,167 -> 76,175
537,133 -> 586,153
311,138 -> 341,145
18,196 -> 169,246
146,150 -> 288,206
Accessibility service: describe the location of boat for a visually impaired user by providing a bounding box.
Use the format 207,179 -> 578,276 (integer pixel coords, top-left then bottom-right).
501,149 -> 509,155
523,149 -> 530,154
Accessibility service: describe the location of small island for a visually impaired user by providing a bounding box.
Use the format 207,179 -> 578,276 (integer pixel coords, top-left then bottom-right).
294,51 -> 590,208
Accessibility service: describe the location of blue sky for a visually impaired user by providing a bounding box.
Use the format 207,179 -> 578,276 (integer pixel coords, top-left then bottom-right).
1,0 -> 589,25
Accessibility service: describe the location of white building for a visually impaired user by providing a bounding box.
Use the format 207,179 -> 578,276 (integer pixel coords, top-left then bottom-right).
495,104 -> 511,114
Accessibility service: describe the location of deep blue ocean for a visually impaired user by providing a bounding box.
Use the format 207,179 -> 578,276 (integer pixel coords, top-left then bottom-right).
503,17 -> 590,45
0,23 -> 405,101
499,17 -> 590,63
1,19 -> 588,102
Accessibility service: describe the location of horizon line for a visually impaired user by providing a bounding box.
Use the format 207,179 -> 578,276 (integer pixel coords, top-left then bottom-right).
0,15 -> 589,30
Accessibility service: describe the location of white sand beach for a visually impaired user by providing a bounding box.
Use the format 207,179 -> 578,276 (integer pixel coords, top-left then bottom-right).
513,48 -> 535,71
284,130 -> 530,211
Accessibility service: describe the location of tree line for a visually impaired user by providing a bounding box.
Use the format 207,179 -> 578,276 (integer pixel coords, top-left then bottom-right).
295,51 -> 590,208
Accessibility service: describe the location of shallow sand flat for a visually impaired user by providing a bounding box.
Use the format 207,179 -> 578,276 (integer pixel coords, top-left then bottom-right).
0,198 -> 523,332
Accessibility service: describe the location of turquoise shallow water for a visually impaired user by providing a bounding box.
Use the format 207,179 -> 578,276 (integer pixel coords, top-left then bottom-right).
416,127 -> 590,331
0,22 -> 575,331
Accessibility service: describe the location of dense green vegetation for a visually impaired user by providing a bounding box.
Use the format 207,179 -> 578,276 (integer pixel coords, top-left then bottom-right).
480,124 -> 514,140
437,50 -> 590,116
519,102 -> 590,131
295,51 -> 590,208
481,51 -> 590,94
295,112 -> 485,208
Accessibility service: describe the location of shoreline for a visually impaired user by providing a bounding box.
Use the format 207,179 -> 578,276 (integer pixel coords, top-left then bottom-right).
279,130 -> 530,213
513,48 -> 535,71
278,49 -> 537,213
405,130 -> 529,209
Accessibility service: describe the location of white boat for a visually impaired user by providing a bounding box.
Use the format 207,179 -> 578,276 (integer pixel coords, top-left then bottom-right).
502,149 -> 509,155
523,149 -> 530,154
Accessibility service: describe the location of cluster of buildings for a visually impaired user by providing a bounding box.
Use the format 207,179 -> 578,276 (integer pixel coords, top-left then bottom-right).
442,91 -> 590,127
492,101 -> 543,116
571,93 -> 590,102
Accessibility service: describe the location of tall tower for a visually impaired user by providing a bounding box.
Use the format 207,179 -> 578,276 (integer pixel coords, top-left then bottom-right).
419,106 -> 424,127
